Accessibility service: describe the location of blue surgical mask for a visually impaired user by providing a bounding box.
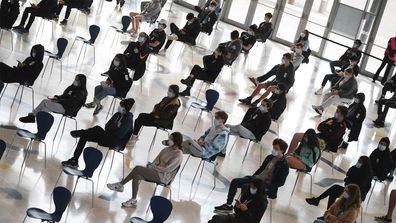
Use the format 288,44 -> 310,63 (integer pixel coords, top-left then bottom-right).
250,187 -> 257,195
343,192 -> 349,199
271,149 -> 277,156
138,36 -> 145,42
213,118 -> 221,126
355,162 -> 362,168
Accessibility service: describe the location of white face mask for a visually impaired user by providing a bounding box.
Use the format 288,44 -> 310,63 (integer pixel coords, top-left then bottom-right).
295,48 -> 303,54
354,98 -> 359,103
271,148 -> 278,156
353,43 -> 359,48
167,139 -> 174,146
138,36 -> 145,43
355,162 -> 362,168
213,118 -> 221,126
158,24 -> 165,30
300,32 -> 305,38
281,58 -> 286,64
118,105 -> 126,114
248,30 -> 254,35
258,105 -> 267,112
250,187 -> 258,195
209,6 -> 215,11
31,52 -> 36,58
379,144 -> 387,151
334,112 -> 340,120
343,192 -> 349,199
167,90 -> 175,98
72,80 -> 79,87
274,89 -> 281,94
113,60 -> 120,67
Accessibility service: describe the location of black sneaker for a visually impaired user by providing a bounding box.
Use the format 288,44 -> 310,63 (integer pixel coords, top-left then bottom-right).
180,78 -> 192,86
12,25 -> 23,30
119,0 -> 125,7
251,99 -> 260,106
386,175 -> 394,181
214,203 -> 233,212
248,77 -> 258,86
239,97 -> 252,105
316,216 -> 325,220
93,104 -> 103,115
374,215 -> 392,222
179,89 -> 191,97
19,114 -> 35,123
60,19 -> 68,26
340,141 -> 349,149
373,120 -> 385,128
70,130 -> 82,138
305,197 -> 319,206
84,102 -> 96,108
61,158 -> 79,168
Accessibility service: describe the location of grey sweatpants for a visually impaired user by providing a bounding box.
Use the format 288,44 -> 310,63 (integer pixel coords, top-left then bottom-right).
32,99 -> 65,115
120,166 -> 161,199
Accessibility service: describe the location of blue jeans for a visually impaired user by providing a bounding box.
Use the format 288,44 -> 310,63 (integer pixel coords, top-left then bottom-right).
94,85 -> 116,102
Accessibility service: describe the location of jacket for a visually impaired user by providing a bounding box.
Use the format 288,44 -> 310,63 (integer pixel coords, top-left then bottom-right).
199,10 -> 217,35
202,54 -> 225,82
181,17 -> 201,45
295,145 -> 320,170
256,22 -> 272,42
253,155 -> 289,198
233,186 -> 267,223
369,148 -> 393,181
269,92 -> 287,120
107,66 -> 132,98
0,0 -> 19,29
339,47 -> 362,63
55,85 -> 87,117
324,199 -> 360,223
151,97 -> 180,129
257,64 -> 295,90
123,41 -> 150,80
14,44 -> 45,86
241,107 -> 271,141
344,166 -> 372,201
199,126 -> 229,159
385,37 -> 396,62
317,118 -> 346,152
105,112 -> 134,143
332,76 -> 358,99
37,0 -> 58,17
149,28 -> 166,53
219,39 -> 242,63
152,146 -> 183,184
345,100 -> 366,142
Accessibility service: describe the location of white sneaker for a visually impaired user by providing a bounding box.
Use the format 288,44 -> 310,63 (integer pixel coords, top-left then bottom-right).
122,198 -> 137,208
167,34 -> 178,41
314,88 -> 323,95
107,182 -> 124,192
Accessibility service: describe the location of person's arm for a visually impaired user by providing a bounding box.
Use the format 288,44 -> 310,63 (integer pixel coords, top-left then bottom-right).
198,128 -> 210,141
153,151 -> 182,173
337,207 -> 359,222
253,155 -> 271,176
258,65 -> 279,82
201,131 -> 227,157
157,103 -> 179,120
241,108 -> 255,124
317,118 -> 332,132
123,42 -> 137,55
269,161 -> 289,188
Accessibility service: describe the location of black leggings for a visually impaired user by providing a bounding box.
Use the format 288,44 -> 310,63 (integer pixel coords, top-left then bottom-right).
132,113 -> 158,135
373,55 -> 394,83
316,184 -> 344,209
18,7 -> 47,30
321,74 -> 339,87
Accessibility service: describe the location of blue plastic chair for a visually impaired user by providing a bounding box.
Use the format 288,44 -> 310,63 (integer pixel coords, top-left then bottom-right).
68,25 -> 100,65
6,112 -> 54,170
104,16 -> 132,49
23,186 -> 71,223
0,139 -> 5,160
54,147 -> 103,207
42,37 -> 68,81
130,196 -> 173,223
182,89 -> 219,130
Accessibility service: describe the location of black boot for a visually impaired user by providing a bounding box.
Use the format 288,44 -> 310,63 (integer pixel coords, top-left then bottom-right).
239,96 -> 252,105
180,77 -> 193,86
180,88 -> 191,97
61,158 -> 79,168
19,114 -> 35,123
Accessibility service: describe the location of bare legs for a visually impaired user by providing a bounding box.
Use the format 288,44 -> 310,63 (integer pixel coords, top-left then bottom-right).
128,12 -> 142,33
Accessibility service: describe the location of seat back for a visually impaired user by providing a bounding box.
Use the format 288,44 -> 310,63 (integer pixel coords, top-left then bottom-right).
149,196 -> 173,223
114,128 -> 134,151
0,139 -> 5,160
52,186 -> 72,222
35,112 -> 55,140
56,38 -> 68,58
81,147 -> 103,178
88,25 -> 101,44
121,16 -> 132,32
205,89 -> 219,111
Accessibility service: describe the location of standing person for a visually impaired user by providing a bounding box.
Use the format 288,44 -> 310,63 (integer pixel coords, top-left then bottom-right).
19,74 -> 87,123
0,0 -> 20,29
127,0 -> 162,35
373,94 -> 396,128
12,0 -> 57,33
107,132 -> 184,208
62,99 -> 135,168
256,12 -> 272,42
374,189 -> 396,222
375,73 -> 396,103
55,0 -> 86,25
209,179 -> 268,223
329,39 -> 362,74
0,44 -> 44,93
313,184 -> 361,223
286,129 -> 320,171
217,30 -> 242,65
148,19 -> 167,54
369,137 -> 394,181
240,24 -> 257,54
123,32 -> 150,81
198,1 -> 218,35
372,36 -> 396,84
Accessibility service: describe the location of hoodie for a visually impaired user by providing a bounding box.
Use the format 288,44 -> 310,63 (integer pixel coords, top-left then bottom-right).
56,74 -> 88,116
369,147 -> 393,181
15,44 -> 44,86
199,126 -> 229,159
345,93 -> 366,141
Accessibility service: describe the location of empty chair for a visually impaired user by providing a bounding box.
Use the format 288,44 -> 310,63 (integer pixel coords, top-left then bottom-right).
0,139 -> 5,160
104,15 -> 131,48
42,38 -> 68,81
68,24 -> 100,65
6,112 -> 54,169
55,147 -> 102,207
130,196 -> 173,223
182,89 -> 219,130
23,186 -> 71,223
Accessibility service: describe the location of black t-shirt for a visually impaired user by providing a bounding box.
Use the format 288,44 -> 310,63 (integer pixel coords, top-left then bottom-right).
149,28 -> 166,53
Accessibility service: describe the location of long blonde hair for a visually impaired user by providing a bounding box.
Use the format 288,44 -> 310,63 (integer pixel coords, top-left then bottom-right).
340,184 -> 361,209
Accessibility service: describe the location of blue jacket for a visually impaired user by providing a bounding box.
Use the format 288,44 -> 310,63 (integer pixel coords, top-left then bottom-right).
199,126 -> 229,159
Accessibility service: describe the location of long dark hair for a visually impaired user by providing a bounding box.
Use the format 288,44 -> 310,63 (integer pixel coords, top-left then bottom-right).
170,132 -> 183,150
295,129 -> 319,163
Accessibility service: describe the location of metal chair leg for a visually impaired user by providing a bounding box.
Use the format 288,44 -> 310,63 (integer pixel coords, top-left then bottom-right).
98,149 -> 110,180
193,110 -> 203,131
148,128 -> 159,152
10,84 -> 22,108
290,171 -> 300,197
366,181 -> 377,207
228,136 -> 238,155
42,57 -> 50,78
242,140 -> 252,163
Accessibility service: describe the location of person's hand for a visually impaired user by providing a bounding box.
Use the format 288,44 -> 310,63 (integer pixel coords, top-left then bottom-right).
326,119 -> 333,125
196,139 -> 204,146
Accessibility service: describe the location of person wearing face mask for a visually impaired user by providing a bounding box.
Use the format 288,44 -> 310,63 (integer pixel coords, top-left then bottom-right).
161,13 -> 201,53
0,0 -> 20,29
107,132 -> 183,208
291,29 -> 310,63
291,43 -> 304,71
85,54 -> 132,115
62,98 -> 135,168
340,93 -> 366,149
240,53 -> 294,105
127,0 -> 162,35
312,68 -> 358,115
130,85 -> 181,141
315,56 -> 360,95
148,19 -> 167,54
19,74 -> 87,123
210,178 -> 268,223
316,105 -> 348,152
306,156 -> 372,213
313,184 -> 361,223
256,12 -> 273,42
217,30 -> 242,65
240,24 -> 257,54
226,99 -> 272,143
372,36 -> 396,84
194,0 -> 221,16
179,49 -> 225,96
369,137 -> 393,181
198,1 -> 218,35
0,44 -> 44,94
181,111 -> 229,159
214,138 -> 289,212
122,32 -> 149,81
329,39 -> 362,74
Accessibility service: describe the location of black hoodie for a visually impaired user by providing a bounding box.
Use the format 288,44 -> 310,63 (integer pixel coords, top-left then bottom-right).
345,93 -> 366,141
55,74 -> 88,116
369,147 -> 393,181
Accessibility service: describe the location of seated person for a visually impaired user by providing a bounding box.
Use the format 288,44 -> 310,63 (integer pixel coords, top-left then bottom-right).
55,0 -> 87,25
0,44 -> 44,93
376,73 -> 396,103
107,132 -> 183,208
315,56 -> 360,95
128,0 -> 162,34
19,74 -> 87,123
341,93 -> 366,149
179,48 -> 225,96
181,111 -> 229,159
369,137 -> 393,181
227,99 -> 272,141
217,30 -> 242,65
256,12 -> 272,42
286,129 -> 320,171
312,68 -> 358,115
214,138 -> 289,212
306,156 -> 372,210
373,94 -> 396,127
198,1 -> 218,35
0,0 -> 19,29
239,53 -> 294,104
316,105 -> 347,152
240,24 -> 257,54
291,43 -> 304,70
161,13 -> 201,52
12,0 -> 57,33
329,39 -> 362,74
148,19 -> 167,54
374,189 -> 396,223
194,0 -> 221,16
123,32 -> 150,81
85,54 -> 132,115
313,184 -> 361,223
291,29 -> 310,63
62,98 -> 135,167
131,85 -> 181,139
209,178 -> 267,223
